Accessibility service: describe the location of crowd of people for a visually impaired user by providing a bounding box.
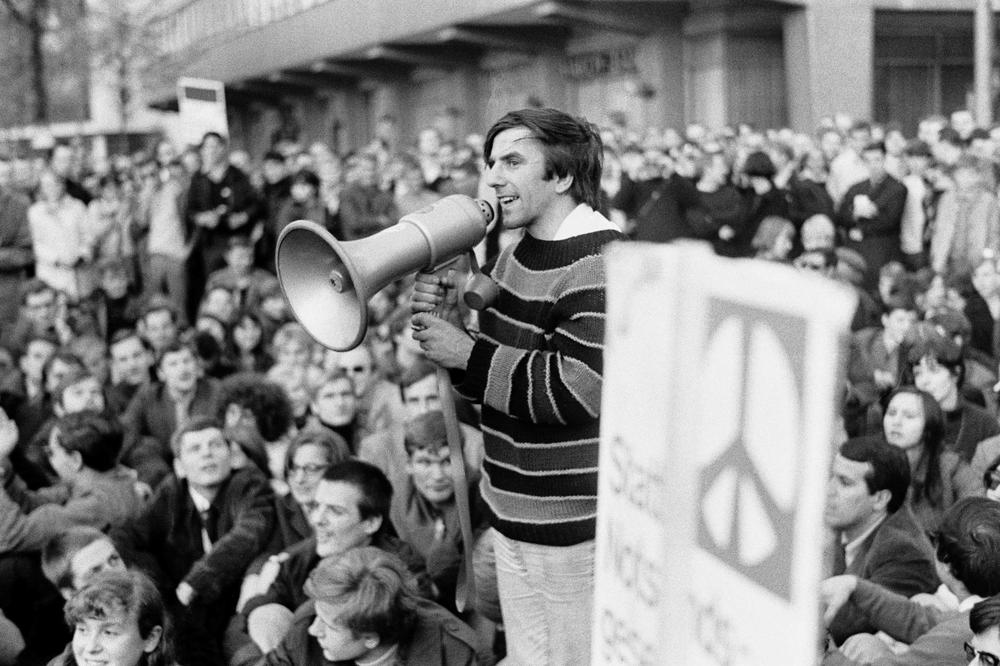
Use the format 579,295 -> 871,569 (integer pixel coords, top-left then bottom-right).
6,102 -> 1000,665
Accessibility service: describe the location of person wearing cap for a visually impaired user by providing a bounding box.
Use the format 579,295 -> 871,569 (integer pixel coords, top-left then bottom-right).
837,141 -> 908,290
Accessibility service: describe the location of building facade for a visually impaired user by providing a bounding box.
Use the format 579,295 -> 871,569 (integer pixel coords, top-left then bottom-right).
148,0 -> 995,153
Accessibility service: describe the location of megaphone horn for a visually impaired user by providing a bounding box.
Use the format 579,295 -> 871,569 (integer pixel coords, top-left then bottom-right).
275,194 -> 495,351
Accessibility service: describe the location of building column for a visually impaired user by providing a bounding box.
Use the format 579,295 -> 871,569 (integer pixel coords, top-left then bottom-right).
783,0 -> 874,131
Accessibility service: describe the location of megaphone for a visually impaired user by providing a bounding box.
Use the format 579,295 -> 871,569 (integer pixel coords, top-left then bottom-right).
275,194 -> 495,351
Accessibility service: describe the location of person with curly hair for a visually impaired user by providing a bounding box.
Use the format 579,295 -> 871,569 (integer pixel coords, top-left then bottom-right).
217,372 -> 294,482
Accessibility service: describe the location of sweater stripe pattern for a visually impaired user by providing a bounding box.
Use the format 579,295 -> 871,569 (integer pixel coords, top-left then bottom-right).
457,229 -> 623,546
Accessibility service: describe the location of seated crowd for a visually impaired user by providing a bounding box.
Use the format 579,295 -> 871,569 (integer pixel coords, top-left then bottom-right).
10,106 -> 1000,665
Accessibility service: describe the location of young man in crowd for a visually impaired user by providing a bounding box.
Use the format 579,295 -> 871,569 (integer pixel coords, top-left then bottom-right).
227,459 -> 429,665
389,410 -> 486,612
967,596 -> 1000,666
824,436 -> 939,644
121,340 -> 220,485
106,328 -> 154,413
0,410 -> 138,553
41,525 -> 128,599
358,360 -> 483,483
821,497 -> 1000,665
411,107 -> 626,663
266,547 -> 478,665
114,416 -> 274,666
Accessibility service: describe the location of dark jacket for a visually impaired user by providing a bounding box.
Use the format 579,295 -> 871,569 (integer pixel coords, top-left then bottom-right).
120,378 -> 220,485
113,468 -> 274,604
228,533 -> 432,666
262,598 -> 478,666
829,504 -> 939,644
186,165 -> 262,270
613,174 -> 703,243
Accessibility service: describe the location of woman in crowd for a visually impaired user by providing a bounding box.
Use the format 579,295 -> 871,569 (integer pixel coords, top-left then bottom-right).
229,310 -> 273,374
751,215 -> 795,263
882,386 -> 981,532
52,569 -> 173,666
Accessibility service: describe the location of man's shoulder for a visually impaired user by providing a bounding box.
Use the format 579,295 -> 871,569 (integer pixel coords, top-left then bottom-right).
866,508 -> 933,561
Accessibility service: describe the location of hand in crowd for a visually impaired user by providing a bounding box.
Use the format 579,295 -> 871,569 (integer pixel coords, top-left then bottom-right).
820,574 -> 858,626
176,581 -> 196,606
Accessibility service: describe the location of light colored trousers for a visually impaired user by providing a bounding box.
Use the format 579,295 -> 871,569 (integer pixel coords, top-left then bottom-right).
493,529 -> 596,666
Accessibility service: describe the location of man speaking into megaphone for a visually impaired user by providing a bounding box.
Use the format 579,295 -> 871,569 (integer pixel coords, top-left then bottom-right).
411,107 -> 625,665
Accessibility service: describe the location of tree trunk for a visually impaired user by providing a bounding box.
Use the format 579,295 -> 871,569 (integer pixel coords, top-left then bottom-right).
27,10 -> 47,122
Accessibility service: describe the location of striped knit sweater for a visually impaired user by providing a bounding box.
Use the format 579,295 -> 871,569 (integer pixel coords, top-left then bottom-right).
454,228 -> 624,546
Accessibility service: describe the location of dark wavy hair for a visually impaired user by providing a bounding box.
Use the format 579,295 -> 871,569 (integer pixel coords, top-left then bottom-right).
934,498 -> 1000,597
63,569 -> 173,666
839,435 -> 911,514
884,386 -> 945,508
216,372 -> 293,441
484,108 -> 603,210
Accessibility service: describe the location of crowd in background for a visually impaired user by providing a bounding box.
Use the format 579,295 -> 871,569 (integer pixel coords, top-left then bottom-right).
5,105 -> 1000,664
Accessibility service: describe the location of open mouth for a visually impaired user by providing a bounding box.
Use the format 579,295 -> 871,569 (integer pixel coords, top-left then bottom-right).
498,195 -> 518,205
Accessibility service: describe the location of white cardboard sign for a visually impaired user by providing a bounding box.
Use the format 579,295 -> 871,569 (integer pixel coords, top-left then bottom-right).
593,242 -> 855,665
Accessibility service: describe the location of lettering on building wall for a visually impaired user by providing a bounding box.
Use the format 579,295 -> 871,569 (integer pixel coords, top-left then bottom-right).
562,46 -> 639,81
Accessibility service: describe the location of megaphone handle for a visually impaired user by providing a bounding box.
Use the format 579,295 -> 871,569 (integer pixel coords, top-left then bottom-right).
436,366 -> 478,613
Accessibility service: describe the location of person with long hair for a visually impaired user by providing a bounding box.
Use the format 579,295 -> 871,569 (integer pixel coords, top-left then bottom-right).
882,386 -> 981,532
53,569 -> 173,666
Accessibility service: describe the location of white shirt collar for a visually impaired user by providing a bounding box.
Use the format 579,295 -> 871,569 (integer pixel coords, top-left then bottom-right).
551,203 -> 619,241
842,514 -> 887,568
189,487 -> 212,513
959,595 -> 985,612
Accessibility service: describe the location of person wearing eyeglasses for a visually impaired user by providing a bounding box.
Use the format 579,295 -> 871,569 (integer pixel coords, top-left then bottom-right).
967,595 -> 1000,666
820,497 -> 1000,665
227,460 -> 431,666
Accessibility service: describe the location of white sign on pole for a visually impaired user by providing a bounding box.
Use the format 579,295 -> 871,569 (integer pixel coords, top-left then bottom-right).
593,242 -> 855,665
177,77 -> 228,147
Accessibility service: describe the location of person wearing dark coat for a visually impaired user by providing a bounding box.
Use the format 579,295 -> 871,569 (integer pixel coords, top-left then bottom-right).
262,548 -> 478,666
185,132 -> 262,277
112,417 -> 274,666
120,341 -> 220,486
725,151 -> 790,258
612,152 -> 703,243
0,183 -> 33,329
837,141 -> 908,290
225,460 -> 432,666
824,437 -> 939,645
